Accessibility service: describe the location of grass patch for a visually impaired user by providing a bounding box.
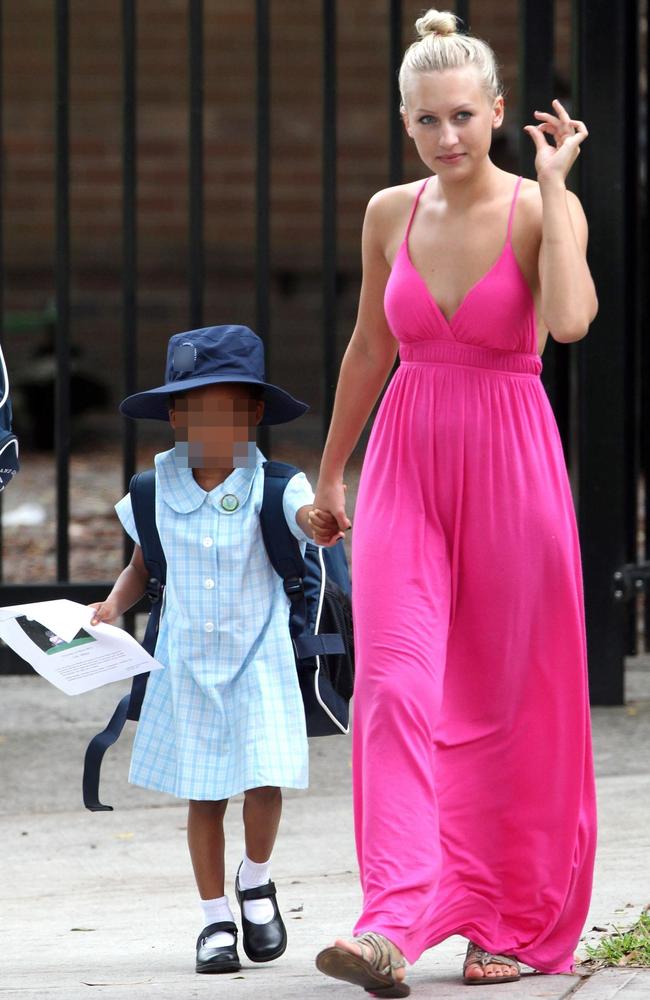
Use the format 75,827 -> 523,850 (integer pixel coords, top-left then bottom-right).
584,911 -> 650,968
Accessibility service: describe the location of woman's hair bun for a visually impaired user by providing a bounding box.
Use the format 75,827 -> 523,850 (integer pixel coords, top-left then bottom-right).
415,9 -> 458,39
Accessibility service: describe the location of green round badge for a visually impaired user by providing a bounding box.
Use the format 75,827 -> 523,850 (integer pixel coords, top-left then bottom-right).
221,493 -> 239,512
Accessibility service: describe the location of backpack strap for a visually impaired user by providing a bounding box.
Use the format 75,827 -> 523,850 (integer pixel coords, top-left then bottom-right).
130,469 -> 166,604
260,461 -> 344,659
260,462 -> 306,626
82,468 -> 165,811
81,692 -> 131,811
126,469 -> 166,717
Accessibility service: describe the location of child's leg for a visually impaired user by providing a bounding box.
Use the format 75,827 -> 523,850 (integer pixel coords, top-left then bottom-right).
188,798 -> 228,897
188,799 -> 235,947
238,786 -> 282,926
237,786 -> 287,961
243,785 -> 282,861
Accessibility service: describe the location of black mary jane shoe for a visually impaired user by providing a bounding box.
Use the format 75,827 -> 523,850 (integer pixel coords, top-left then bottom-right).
235,872 -> 287,963
195,921 -> 241,974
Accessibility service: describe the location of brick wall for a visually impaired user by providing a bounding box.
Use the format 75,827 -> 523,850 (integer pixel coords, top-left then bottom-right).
1,0 -> 571,440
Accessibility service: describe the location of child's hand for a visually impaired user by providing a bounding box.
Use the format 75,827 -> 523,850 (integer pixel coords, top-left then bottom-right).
308,507 -> 346,547
89,598 -> 121,626
310,480 -> 351,546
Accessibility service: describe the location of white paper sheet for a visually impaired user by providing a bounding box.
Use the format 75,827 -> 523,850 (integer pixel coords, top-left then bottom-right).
0,599 -> 163,695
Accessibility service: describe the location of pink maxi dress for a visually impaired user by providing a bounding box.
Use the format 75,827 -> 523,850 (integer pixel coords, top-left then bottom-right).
351,176 -> 597,974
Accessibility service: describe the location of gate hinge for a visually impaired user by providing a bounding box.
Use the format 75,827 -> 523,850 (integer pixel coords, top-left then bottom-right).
612,563 -> 650,603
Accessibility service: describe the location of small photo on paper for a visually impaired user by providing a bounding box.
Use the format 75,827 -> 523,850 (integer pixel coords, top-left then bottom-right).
14,615 -> 96,656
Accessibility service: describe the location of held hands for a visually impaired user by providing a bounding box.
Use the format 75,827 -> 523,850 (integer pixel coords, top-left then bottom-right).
309,482 -> 351,547
524,99 -> 588,184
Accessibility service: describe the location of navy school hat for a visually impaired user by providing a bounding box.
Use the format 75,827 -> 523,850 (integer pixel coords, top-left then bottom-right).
119,325 -> 309,425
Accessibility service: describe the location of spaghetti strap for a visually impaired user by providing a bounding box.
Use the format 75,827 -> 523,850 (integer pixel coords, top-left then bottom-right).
404,177 -> 432,242
506,176 -> 523,243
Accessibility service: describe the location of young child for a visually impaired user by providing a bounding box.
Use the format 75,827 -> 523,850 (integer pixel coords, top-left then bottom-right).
90,324 -> 333,975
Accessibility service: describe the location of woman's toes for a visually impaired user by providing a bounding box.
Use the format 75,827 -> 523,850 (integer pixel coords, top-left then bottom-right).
465,952 -> 518,981
486,963 -> 516,977
331,936 -> 406,983
333,937 -> 362,957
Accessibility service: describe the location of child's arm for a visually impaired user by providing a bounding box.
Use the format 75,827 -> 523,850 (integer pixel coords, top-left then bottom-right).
89,544 -> 149,625
284,473 -> 344,546
295,505 -> 316,540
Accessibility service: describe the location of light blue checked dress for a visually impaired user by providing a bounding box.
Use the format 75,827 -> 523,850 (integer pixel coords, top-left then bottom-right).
115,447 -> 313,800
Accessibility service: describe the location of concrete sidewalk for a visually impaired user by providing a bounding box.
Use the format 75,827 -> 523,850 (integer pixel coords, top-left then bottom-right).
1,669 -> 649,999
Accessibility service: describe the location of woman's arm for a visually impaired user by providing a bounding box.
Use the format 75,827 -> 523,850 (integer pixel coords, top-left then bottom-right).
312,192 -> 399,539
537,182 -> 597,341
524,99 -> 598,342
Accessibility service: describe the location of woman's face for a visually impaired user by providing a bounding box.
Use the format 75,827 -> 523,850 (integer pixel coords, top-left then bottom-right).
402,65 -> 504,177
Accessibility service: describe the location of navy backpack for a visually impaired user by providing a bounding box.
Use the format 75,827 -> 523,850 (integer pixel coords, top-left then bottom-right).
0,344 -> 19,491
83,461 -> 354,811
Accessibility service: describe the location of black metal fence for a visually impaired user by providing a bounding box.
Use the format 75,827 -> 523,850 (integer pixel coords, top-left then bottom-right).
0,0 -> 648,704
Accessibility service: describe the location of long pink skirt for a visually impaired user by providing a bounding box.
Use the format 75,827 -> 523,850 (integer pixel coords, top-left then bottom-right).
351,342 -> 596,974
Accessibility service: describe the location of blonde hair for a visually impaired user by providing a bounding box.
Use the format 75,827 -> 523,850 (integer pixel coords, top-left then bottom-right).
399,9 -> 503,107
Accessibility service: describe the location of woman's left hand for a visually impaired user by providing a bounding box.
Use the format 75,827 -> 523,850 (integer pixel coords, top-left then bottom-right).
523,99 -> 588,184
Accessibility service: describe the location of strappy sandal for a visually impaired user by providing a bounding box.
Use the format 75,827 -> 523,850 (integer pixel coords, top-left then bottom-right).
316,932 -> 410,998
463,941 -> 521,985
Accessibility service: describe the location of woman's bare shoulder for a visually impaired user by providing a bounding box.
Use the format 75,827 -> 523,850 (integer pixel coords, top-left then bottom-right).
516,176 -> 585,228
363,181 -> 429,253
366,180 -> 427,222
517,175 -> 542,203
513,177 -> 545,229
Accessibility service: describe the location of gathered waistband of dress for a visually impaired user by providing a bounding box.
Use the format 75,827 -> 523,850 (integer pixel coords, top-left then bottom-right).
399,339 -> 542,376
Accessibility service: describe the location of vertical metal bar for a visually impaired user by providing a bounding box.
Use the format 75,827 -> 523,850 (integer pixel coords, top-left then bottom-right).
637,3 -> 650,653
624,0 -> 641,655
188,0 -> 204,329
256,0 -> 271,456
573,0 -> 634,703
517,1 -> 570,453
388,0 -> 402,186
0,4 -> 4,328
518,2 -> 554,187
122,0 -> 137,560
0,2 -> 5,582
55,0 -> 70,582
539,337 -> 571,459
455,0 -> 470,31
322,0 -> 337,437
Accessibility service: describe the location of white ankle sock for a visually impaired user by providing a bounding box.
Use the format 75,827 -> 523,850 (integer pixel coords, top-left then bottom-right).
200,895 -> 235,948
238,854 -> 275,925
238,853 -> 272,889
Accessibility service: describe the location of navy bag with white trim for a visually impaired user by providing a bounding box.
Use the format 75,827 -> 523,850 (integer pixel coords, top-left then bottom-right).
83,460 -> 354,811
259,461 -> 354,738
0,344 -> 19,491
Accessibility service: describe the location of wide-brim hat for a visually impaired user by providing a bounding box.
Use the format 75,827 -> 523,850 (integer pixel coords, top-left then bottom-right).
119,324 -> 308,425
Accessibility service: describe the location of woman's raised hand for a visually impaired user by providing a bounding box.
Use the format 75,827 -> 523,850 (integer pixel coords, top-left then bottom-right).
523,99 -> 588,184
309,481 -> 351,547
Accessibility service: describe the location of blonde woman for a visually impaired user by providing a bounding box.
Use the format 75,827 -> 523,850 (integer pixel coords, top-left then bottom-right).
311,9 -> 597,996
